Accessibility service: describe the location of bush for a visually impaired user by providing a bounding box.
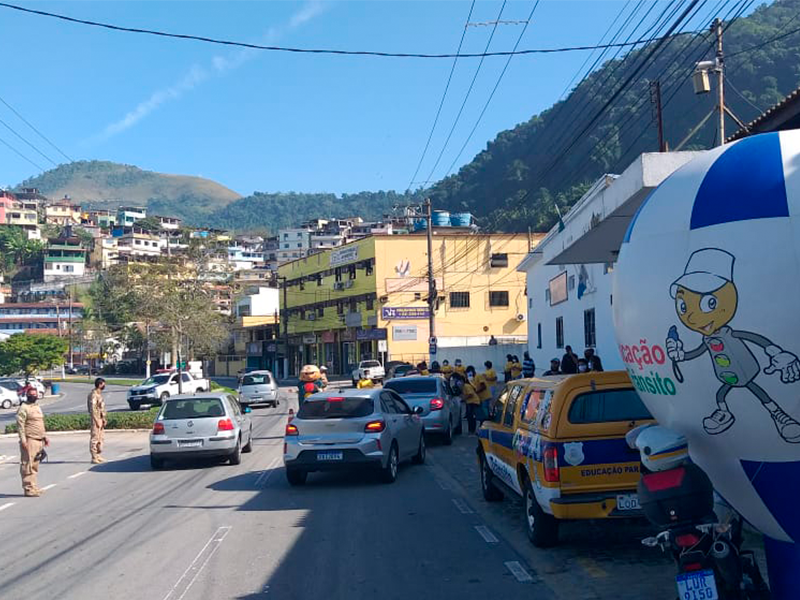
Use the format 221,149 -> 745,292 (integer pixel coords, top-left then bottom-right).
4,408 -> 158,434
210,381 -> 237,395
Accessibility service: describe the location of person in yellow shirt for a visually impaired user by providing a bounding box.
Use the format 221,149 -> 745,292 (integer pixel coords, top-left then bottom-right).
511,355 -> 523,380
462,366 -> 482,434
454,359 -> 466,378
475,367 -> 493,425
440,360 -> 453,379
483,360 -> 499,398
504,354 -> 514,383
357,377 -> 375,389
417,361 -> 430,376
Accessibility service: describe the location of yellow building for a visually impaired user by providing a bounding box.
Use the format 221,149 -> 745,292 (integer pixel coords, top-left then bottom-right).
45,200 -> 82,226
279,233 -> 539,375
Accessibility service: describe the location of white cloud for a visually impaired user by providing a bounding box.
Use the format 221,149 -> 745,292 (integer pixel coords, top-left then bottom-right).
87,1 -> 327,145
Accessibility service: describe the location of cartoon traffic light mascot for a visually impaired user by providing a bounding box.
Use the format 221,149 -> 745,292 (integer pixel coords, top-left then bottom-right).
666,248 -> 800,443
298,364 -> 322,405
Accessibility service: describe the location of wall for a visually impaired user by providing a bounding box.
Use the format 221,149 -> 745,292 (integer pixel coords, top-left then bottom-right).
432,343 -> 529,373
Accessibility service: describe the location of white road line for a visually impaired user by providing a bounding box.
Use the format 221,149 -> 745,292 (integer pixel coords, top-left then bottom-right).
505,561 -> 534,583
435,478 -> 452,491
0,502 -> 15,512
259,456 -> 281,487
40,484 -> 57,491
452,498 -> 474,514
67,471 -> 87,479
474,525 -> 499,543
162,526 -> 232,600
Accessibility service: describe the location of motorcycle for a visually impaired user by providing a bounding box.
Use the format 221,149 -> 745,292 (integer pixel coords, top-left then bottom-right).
627,424 -> 770,600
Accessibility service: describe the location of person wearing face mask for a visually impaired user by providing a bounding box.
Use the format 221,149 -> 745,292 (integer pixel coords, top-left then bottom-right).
454,359 -> 466,378
503,354 -> 514,383
576,358 -> 590,373
462,366 -> 482,434
88,377 -> 108,464
511,356 -> 523,380
17,388 -> 50,497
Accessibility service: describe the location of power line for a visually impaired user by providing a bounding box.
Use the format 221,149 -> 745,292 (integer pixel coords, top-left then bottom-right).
0,115 -> 57,167
727,12 -> 800,58
0,1 -> 706,60
443,0 -> 541,178
0,94 -> 73,163
423,1 -> 508,184
0,134 -> 45,171
406,1 -> 476,192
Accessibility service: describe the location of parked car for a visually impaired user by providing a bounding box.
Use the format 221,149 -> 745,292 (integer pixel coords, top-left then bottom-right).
149,393 -> 253,469
127,371 -> 210,410
0,385 -> 20,410
383,376 -> 463,444
283,388 -> 426,486
386,363 -> 415,380
66,364 -> 99,376
477,371 -> 654,547
0,378 -> 44,399
238,370 -> 279,408
351,360 -> 385,386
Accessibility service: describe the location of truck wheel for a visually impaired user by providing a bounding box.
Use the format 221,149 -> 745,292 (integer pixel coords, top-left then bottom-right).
479,452 -> 504,502
129,401 -> 141,411
524,479 -> 559,547
195,388 -> 205,393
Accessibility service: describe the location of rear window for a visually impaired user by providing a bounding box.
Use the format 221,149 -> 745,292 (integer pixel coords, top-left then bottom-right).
242,373 -> 271,386
384,379 -> 437,394
299,397 -> 374,419
568,389 -> 652,424
162,398 -> 226,420
362,361 -> 381,368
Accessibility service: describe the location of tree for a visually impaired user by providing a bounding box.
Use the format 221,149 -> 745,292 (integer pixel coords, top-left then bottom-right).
0,334 -> 69,378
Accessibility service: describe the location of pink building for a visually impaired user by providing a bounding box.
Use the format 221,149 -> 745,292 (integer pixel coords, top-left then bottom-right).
0,190 -> 16,224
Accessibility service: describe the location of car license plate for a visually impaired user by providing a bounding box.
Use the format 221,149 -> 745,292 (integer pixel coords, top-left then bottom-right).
616,493 -> 641,511
676,570 -> 718,600
179,440 -> 203,448
317,451 -> 343,461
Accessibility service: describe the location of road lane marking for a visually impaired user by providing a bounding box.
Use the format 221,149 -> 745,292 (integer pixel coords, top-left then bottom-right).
67,471 -> 87,479
163,526 -> 232,600
40,484 -> 57,491
0,502 -> 15,512
254,457 -> 281,487
474,525 -> 499,543
452,498 -> 474,514
435,478 -> 452,491
505,561 -> 534,583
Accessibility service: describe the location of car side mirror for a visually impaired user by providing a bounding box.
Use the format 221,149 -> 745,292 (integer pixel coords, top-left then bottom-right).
243,406 -> 252,414
413,406 -> 424,415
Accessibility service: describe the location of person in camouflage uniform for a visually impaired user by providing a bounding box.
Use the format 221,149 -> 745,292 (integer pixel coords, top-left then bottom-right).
88,377 -> 107,464
17,388 -> 49,497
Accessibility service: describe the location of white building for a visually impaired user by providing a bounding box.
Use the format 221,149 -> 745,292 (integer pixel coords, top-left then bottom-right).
517,152 -> 702,372
277,228 -> 311,263
235,286 -> 280,318
116,230 -> 165,259
117,206 -> 147,226
227,247 -> 266,271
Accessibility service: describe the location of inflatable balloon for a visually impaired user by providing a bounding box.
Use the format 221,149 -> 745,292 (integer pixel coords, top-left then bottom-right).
614,130 -> 800,598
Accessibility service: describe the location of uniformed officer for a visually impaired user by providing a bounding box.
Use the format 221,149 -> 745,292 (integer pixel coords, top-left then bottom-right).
88,377 -> 107,464
17,388 -> 49,497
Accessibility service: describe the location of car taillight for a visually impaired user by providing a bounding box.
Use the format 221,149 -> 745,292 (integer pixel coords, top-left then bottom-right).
327,397 -> 345,402
430,398 -> 444,411
675,534 -> 701,548
642,467 -> 686,492
683,563 -> 704,572
543,446 -> 559,482
217,418 -> 235,431
365,420 -> 386,433
152,422 -> 165,435
285,423 -> 299,436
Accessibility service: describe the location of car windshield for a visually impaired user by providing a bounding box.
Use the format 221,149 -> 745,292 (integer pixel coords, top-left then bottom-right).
384,379 -> 437,394
141,375 -> 171,386
361,361 -> 381,368
242,373 -> 271,386
161,398 -> 225,420
298,397 -> 374,419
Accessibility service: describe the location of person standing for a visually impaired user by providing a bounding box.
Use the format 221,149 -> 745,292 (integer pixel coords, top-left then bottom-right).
576,358 -> 590,373
522,351 -> 535,378
440,360 -> 453,379
488,335 -> 498,346
585,348 -> 604,372
454,359 -> 466,378
319,366 -> 330,389
543,358 -> 561,376
511,356 -> 523,380
17,388 -> 49,497
503,354 -> 514,383
463,366 -> 482,434
88,377 -> 107,464
483,361 -> 499,398
474,368 -> 493,425
561,345 -> 579,374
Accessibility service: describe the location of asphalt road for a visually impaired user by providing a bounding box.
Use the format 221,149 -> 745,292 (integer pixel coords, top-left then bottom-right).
0,389 -> 553,600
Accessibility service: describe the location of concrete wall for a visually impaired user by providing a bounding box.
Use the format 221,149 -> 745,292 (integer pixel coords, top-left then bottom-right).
433,343 -> 528,373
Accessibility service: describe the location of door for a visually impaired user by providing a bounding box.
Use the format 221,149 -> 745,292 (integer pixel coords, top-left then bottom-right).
483,383 -> 525,495
392,393 -> 419,458
380,392 -> 403,451
168,374 -> 180,395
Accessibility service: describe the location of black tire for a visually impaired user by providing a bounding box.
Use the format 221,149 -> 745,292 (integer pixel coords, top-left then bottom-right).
412,433 -> 427,464
524,479 -> 559,547
242,428 -> 253,453
479,452 -> 504,502
443,419 -> 454,445
381,444 -> 399,483
1,399 -> 11,410
455,409 -> 464,435
160,392 -> 170,403
195,388 -> 205,393
286,467 -> 307,486
229,438 -> 242,465
129,401 -> 141,411
150,455 -> 164,470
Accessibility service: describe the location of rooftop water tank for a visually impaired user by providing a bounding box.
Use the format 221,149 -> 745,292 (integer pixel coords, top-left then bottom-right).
432,210 -> 451,227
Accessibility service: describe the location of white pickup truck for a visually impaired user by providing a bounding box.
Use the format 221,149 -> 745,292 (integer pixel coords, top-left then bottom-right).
127,371 -> 209,410
351,360 -> 386,386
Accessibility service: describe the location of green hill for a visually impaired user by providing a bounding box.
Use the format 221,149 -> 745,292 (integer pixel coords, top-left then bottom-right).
16,160 -> 241,222
428,0 -> 800,232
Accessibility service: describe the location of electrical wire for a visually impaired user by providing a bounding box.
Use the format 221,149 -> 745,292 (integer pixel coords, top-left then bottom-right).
0,115 -> 57,166
406,0 -> 476,193
0,133 -> 45,171
727,12 -> 800,58
0,93 -> 73,163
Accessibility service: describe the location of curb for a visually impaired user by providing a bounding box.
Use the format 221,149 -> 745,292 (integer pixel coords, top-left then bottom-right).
0,429 -> 151,439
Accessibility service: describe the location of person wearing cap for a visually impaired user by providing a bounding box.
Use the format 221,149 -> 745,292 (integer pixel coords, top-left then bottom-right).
88,377 -> 108,464
440,359 -> 453,379
17,387 -> 49,496
666,248 -> 800,442
543,358 -> 561,376
453,359 -> 466,378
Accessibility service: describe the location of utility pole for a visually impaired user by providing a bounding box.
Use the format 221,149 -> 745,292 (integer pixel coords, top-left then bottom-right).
649,80 -> 666,152
714,17 -> 725,145
278,275 -> 289,379
425,198 -> 436,350
68,287 -> 74,369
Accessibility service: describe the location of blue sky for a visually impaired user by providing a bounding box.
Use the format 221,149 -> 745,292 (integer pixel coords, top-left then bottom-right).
0,1 -> 746,195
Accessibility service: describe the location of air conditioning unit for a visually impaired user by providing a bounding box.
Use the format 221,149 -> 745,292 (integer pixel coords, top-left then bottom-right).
333,282 -> 345,291
516,313 -> 527,322
307,313 -> 316,321
379,295 -> 389,303
344,280 -> 354,289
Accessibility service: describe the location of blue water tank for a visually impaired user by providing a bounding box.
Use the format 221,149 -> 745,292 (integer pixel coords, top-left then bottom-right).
432,211 -> 451,227
414,219 -> 427,231
450,212 -> 473,227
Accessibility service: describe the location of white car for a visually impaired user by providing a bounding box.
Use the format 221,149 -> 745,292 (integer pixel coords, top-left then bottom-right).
238,370 -> 279,408
0,378 -> 44,399
128,371 -> 209,410
0,385 -> 20,410
351,360 -> 386,387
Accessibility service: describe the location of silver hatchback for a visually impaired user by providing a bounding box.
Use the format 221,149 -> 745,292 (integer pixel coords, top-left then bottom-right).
383,376 -> 464,444
283,389 -> 426,485
238,370 -> 279,408
149,393 -> 253,469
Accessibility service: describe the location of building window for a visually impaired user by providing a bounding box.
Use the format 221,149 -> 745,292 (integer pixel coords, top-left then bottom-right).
545,289 -> 551,303
366,296 -> 374,311
365,260 -> 374,276
283,233 -> 288,240
349,265 -> 356,280
317,307 -> 324,318
584,308 -> 596,348
529,297 -> 533,309
604,262 -> 614,275
490,253 -> 508,268
299,310 -> 305,320
449,291 -> 470,308
414,292 -> 421,301
349,299 -> 357,313
335,267 -> 342,282
489,290 -> 509,307
296,243 -> 302,248
555,316 -> 564,349
337,302 -> 344,315
317,275 -> 323,286
568,275 -> 575,291
537,323 -> 542,349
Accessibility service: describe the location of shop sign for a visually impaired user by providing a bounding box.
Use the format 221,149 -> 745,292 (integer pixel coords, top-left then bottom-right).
357,328 -> 387,341
345,312 -> 362,327
340,329 -> 355,341
381,306 -> 430,320
321,331 -> 335,343
302,334 -> 317,345
392,325 -> 417,341
330,245 -> 359,267
266,343 -> 277,353
246,342 -> 261,356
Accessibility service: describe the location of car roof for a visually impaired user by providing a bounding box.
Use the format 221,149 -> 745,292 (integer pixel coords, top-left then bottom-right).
307,388 -> 382,400
506,370 -> 633,390
166,392 -> 231,402
242,370 -> 272,376
385,375 -> 441,383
